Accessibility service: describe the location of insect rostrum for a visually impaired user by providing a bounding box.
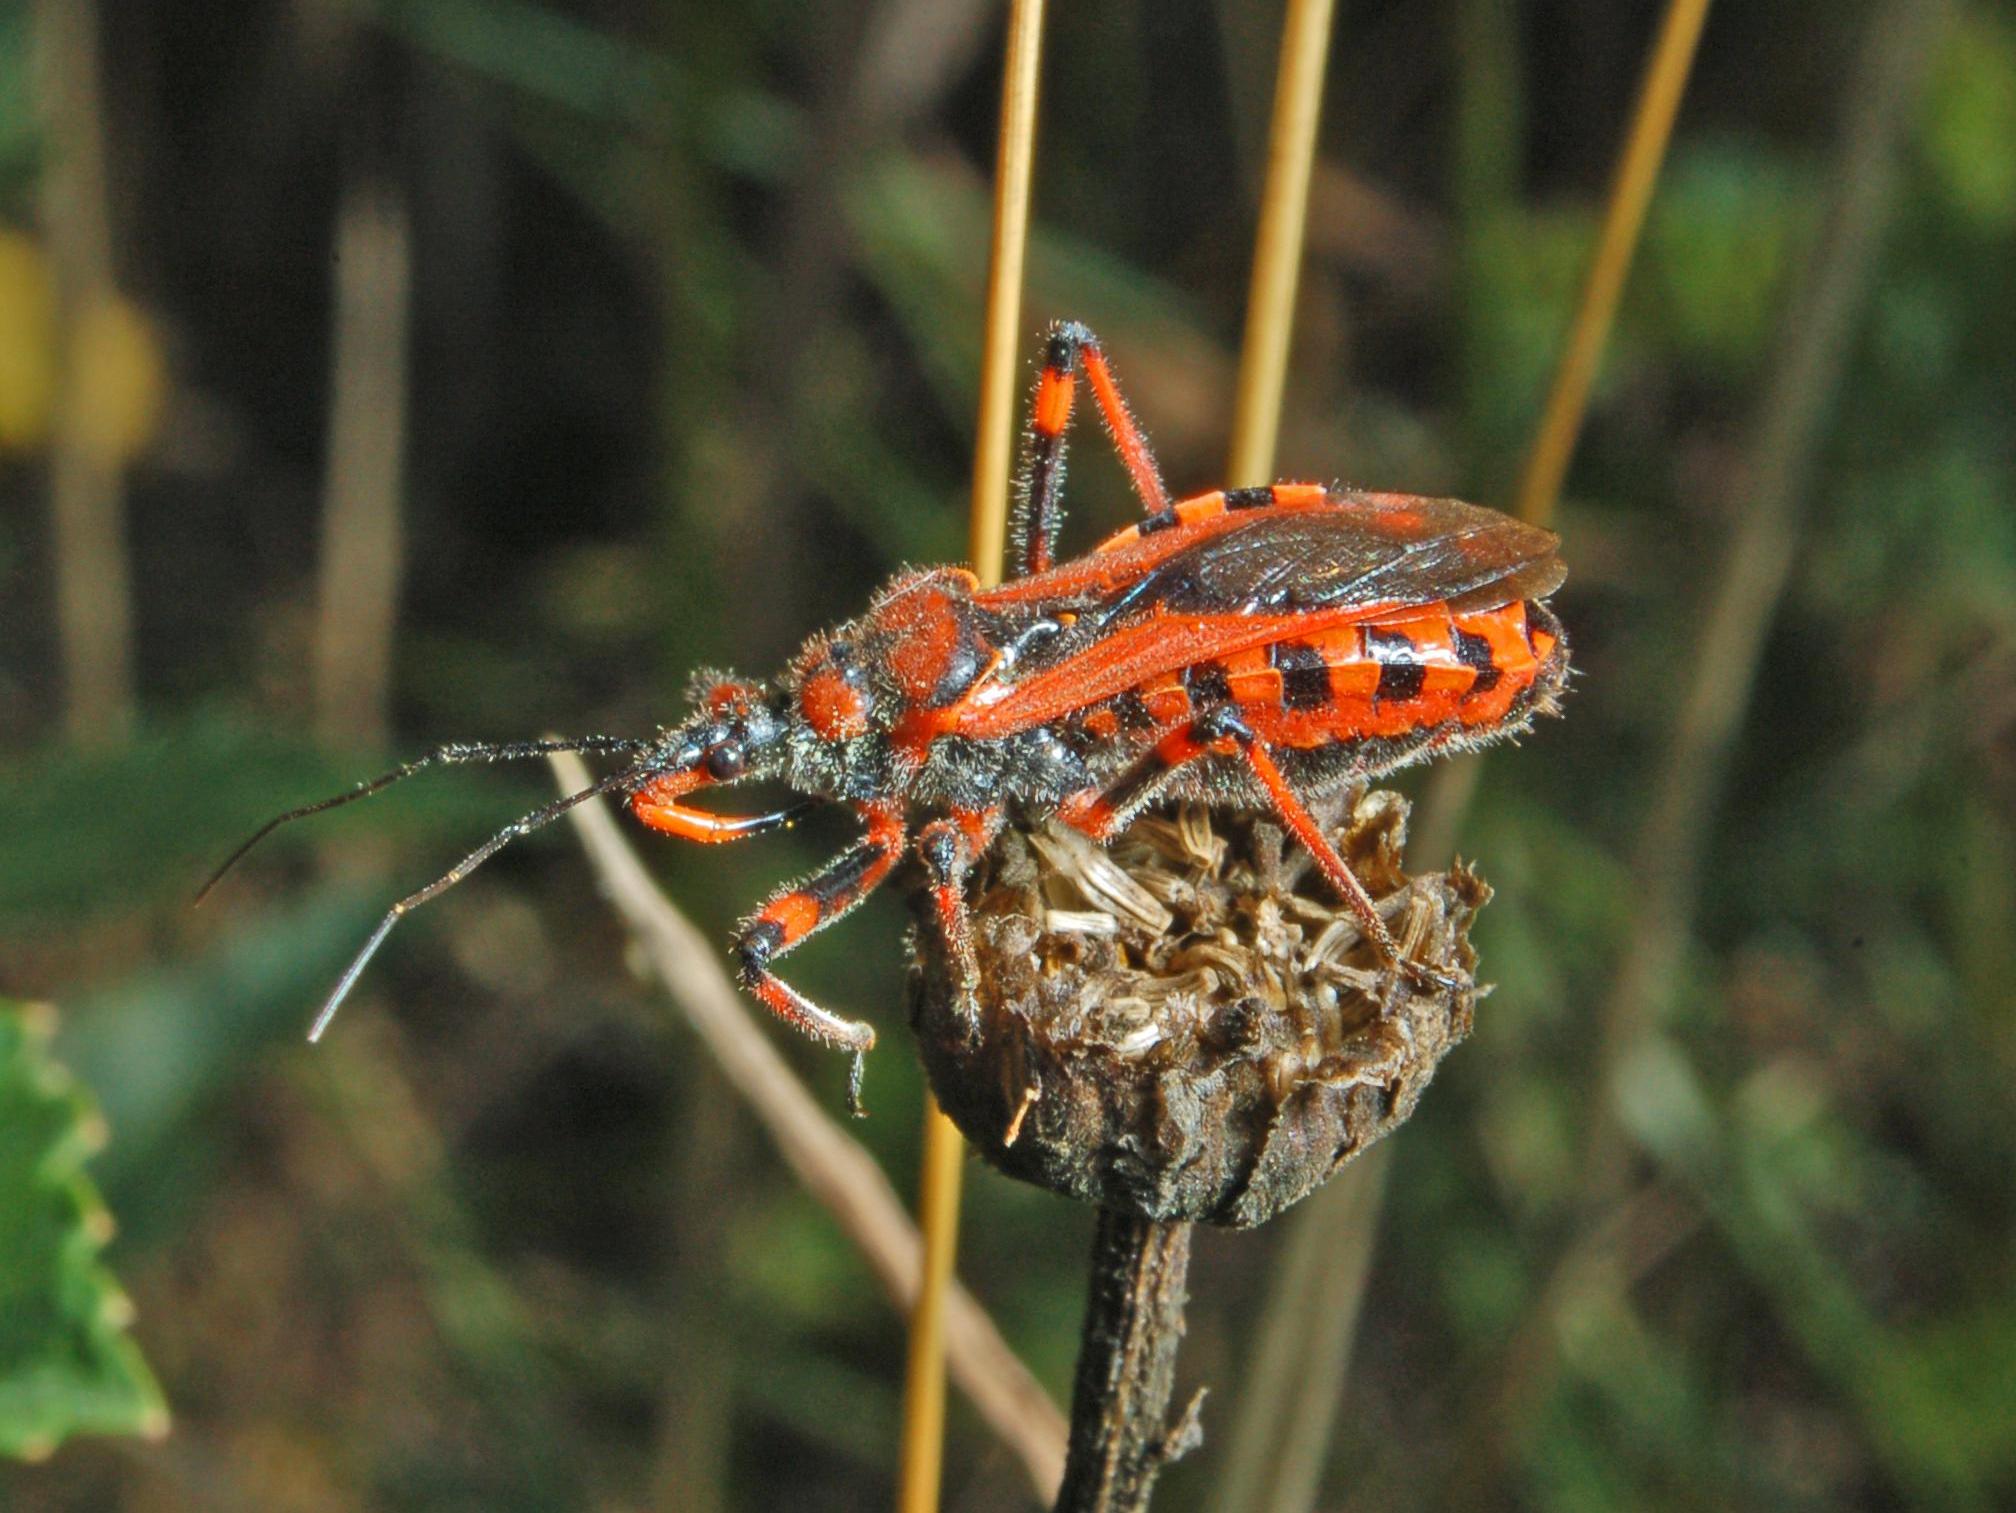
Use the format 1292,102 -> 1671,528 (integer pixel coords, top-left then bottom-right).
211,322 -> 1569,1111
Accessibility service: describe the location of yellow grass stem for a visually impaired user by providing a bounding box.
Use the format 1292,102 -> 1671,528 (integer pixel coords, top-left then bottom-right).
1419,0 -> 1718,864
1221,5 -> 1717,1508
1445,5 -> 1948,1495
1226,0 -> 1339,489
1210,10 -> 1357,1512
1511,0 -> 1714,528
961,3 -> 1047,588
897,2 -> 1047,1508
35,0 -> 136,745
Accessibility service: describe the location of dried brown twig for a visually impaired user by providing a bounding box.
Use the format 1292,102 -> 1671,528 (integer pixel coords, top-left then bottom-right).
546,751 -> 1067,1503
313,172 -> 411,751
900,3 -> 1050,1504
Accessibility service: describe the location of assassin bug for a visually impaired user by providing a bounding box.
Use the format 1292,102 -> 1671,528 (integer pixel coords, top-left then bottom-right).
205,322 -> 1568,1109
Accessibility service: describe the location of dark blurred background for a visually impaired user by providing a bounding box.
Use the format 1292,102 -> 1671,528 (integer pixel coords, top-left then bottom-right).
2,0 -> 2012,1508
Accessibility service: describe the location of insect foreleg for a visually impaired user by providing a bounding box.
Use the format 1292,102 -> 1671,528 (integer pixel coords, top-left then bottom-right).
731,802 -> 907,1114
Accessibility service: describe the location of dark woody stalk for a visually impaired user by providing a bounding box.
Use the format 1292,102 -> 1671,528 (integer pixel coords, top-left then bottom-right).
1053,1212 -> 1200,1513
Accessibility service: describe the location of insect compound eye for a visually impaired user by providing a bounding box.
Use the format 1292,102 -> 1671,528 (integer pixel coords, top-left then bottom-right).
705,740 -> 748,781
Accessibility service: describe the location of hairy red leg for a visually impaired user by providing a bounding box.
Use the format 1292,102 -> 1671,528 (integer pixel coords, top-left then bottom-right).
1054,711 -> 1455,991
915,807 -> 1004,1021
1011,320 -> 1171,578
1229,736 -> 1401,962
731,802 -> 906,1112
1232,732 -> 1457,991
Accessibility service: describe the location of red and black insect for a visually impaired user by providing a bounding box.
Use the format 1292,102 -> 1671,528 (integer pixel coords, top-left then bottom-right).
206,322 -> 1568,1109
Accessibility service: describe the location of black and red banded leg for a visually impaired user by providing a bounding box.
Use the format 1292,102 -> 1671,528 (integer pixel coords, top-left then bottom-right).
915,807 -> 1003,1025
731,802 -> 906,1113
1010,321 -> 1171,578
1223,719 -> 1460,995
1053,721 -> 1211,842
1057,709 -> 1458,994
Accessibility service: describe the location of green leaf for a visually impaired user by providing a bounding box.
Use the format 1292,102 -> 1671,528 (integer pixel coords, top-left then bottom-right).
0,1001 -> 167,1461
1923,13 -> 2016,231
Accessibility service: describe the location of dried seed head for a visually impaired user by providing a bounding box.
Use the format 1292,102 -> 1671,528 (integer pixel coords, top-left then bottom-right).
907,789 -> 1488,1227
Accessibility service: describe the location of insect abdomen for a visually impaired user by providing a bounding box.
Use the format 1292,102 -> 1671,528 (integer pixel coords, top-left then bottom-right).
1071,600 -> 1557,749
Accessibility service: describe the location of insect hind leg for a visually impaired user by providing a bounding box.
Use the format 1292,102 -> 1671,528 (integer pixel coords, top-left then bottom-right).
1220,715 -> 1459,993
1056,708 -> 1458,993
1010,321 -> 1170,579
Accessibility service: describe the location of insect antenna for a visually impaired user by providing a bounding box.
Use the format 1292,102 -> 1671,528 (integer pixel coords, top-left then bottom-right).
196,735 -> 653,905
307,760 -> 649,1042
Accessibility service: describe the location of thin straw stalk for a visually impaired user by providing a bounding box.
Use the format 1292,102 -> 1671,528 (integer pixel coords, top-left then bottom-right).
898,2 -> 1048,1509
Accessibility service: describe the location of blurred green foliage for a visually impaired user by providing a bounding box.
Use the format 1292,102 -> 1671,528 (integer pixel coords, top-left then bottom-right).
1,0 -> 2011,1509
0,1002 -> 166,1461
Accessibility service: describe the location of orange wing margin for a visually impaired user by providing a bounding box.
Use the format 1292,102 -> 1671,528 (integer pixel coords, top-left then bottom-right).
949,605 -> 1402,740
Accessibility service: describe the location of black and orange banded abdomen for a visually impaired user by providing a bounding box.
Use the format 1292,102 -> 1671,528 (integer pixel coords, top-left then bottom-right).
1065,599 -> 1556,755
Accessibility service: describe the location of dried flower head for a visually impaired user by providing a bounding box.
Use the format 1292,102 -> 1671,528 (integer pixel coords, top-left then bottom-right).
908,789 -> 1487,1227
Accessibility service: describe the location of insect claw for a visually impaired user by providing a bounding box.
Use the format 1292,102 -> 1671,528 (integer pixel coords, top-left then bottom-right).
846,1051 -> 868,1119
1397,957 -> 1464,997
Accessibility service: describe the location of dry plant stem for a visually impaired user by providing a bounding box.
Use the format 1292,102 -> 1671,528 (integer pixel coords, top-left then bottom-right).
1419,0 -> 1718,864
1577,0 -> 1948,1208
1512,0 -> 1714,528
961,0 -> 1046,587
900,2 -> 1048,1507
1201,7 -> 1357,1509
313,174 -> 412,751
1053,1214 -> 1200,1513
902,1103 -> 967,1512
1448,0 -> 1947,1495
1208,1142 -> 1391,1513
1224,3 -> 1718,1506
547,754 -> 1068,1503
1225,0 -> 1338,488
1052,3 -> 1343,1497
34,0 -> 135,746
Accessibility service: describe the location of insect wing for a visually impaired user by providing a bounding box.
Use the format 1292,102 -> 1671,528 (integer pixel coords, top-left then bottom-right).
957,496 -> 1562,740
1095,494 -> 1562,624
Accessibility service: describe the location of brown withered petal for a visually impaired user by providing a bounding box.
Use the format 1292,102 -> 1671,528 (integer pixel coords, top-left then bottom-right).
907,789 -> 1488,1227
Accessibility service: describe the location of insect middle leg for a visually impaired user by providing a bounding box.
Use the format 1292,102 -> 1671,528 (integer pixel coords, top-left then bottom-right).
1012,320 -> 1171,578
915,806 -> 1004,1024
1214,723 -> 1445,986
1057,710 -> 1453,990
731,802 -> 906,1113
